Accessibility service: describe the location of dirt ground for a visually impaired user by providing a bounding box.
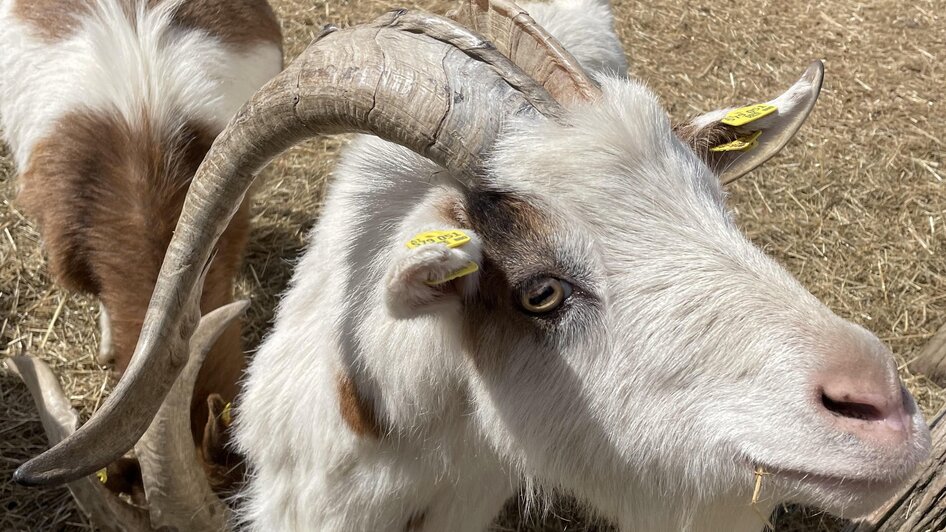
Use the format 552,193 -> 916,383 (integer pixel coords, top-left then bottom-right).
2,0 -> 945,530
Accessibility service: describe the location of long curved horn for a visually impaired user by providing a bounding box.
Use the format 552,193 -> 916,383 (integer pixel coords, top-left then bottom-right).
449,0 -> 602,105
134,300 -> 249,531
6,357 -> 152,531
15,8 -> 562,486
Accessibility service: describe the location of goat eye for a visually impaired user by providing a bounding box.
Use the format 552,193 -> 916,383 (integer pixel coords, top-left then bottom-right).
520,278 -> 572,314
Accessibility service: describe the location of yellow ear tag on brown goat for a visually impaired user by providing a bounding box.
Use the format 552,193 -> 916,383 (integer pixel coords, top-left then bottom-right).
721,104 -> 777,126
711,130 -> 762,152
96,468 -> 108,484
405,229 -> 478,284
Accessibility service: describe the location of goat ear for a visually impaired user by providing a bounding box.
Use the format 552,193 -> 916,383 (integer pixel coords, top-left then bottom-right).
674,60 -> 824,184
384,227 -> 482,319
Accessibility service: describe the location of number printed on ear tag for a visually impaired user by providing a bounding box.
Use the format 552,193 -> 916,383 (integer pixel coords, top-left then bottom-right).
721,104 -> 777,127
711,130 -> 762,152
406,229 -> 471,249
406,230 -> 478,284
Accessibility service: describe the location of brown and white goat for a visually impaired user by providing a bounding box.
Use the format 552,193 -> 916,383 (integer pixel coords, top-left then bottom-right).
0,0 -> 282,443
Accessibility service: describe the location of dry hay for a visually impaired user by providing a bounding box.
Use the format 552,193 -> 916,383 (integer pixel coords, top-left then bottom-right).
1,0 -> 945,530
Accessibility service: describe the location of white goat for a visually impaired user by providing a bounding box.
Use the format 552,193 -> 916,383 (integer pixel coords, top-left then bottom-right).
13,1 -> 930,531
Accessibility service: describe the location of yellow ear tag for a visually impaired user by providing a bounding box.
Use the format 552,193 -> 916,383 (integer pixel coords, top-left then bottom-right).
406,229 -> 479,284
406,230 -> 471,249
711,130 -> 762,152
222,402 -> 232,427
96,468 -> 108,484
425,261 -> 479,285
721,104 -> 777,127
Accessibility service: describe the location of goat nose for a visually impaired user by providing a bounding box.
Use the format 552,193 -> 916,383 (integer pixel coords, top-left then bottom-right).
815,357 -> 913,446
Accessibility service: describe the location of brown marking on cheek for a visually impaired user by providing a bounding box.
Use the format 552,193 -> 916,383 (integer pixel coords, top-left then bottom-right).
12,0 -> 92,41
16,110 -> 248,447
150,0 -> 282,49
337,372 -> 382,439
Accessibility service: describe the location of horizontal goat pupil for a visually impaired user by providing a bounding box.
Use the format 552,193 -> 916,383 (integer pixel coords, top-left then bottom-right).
530,283 -> 555,306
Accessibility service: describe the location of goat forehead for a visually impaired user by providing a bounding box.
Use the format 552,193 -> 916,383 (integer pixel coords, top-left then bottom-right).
489,77 -> 726,222
463,188 -> 600,284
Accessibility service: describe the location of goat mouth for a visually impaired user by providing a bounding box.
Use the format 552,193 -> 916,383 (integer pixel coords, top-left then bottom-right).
750,462 -> 905,496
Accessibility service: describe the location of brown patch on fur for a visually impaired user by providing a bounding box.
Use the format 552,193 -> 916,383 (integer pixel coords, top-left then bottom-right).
404,510 -> 427,531
435,194 -> 470,228
16,109 -> 249,445
12,0 -> 92,41
466,190 -> 551,246
14,0 -> 281,49
151,0 -> 282,49
337,372 -> 382,439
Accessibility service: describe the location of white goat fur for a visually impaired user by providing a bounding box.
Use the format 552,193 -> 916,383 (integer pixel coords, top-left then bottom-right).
230,1 -> 927,531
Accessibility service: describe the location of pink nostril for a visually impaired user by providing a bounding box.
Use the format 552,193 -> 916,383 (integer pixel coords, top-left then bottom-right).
812,329 -> 916,442
820,391 -> 886,422
816,382 -> 911,438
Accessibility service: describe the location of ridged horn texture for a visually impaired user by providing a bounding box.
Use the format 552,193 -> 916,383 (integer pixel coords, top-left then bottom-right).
14,8 -> 562,486
449,0 -> 602,105
6,357 -> 152,532
134,300 -> 250,532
